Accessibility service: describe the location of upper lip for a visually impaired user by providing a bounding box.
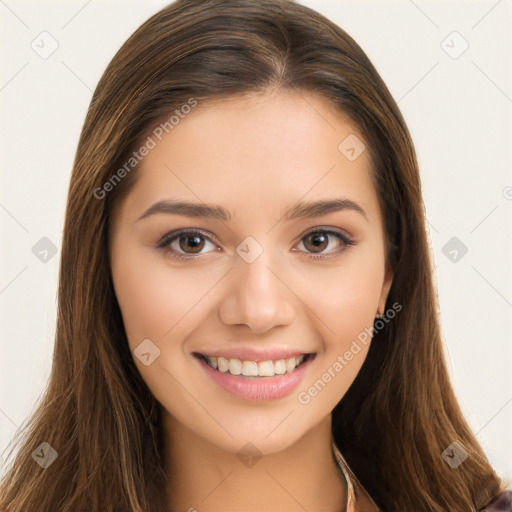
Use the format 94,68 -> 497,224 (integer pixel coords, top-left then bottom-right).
194,347 -> 315,362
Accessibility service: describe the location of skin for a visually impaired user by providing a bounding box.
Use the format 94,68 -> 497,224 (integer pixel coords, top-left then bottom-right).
109,89 -> 393,511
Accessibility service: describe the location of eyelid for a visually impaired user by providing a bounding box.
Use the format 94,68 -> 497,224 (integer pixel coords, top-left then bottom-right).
156,227 -> 218,248
296,225 -> 353,244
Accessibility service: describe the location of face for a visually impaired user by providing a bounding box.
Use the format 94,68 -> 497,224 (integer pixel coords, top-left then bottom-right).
109,90 -> 393,456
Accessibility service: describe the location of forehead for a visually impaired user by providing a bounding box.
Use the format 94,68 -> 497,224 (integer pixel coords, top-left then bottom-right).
115,90 -> 381,228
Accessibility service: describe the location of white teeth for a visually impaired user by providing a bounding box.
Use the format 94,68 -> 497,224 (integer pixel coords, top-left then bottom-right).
274,360 -> 287,375
242,361 -> 259,376
258,360 -> 275,377
217,356 -> 229,373
229,358 -> 242,375
205,354 -> 307,377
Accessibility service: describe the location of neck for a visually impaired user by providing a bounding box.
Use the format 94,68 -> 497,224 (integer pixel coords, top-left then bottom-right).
163,413 -> 347,512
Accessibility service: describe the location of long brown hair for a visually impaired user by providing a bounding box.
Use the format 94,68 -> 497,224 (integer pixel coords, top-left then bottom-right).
1,0 -> 508,510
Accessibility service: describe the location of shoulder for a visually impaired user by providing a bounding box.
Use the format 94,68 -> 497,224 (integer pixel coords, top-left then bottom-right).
353,487 -> 512,511
481,489 -> 512,511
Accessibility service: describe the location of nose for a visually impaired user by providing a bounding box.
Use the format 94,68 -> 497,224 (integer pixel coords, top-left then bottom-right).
218,253 -> 296,334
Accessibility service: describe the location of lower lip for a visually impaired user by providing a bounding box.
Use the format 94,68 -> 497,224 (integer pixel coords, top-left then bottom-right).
196,355 -> 315,400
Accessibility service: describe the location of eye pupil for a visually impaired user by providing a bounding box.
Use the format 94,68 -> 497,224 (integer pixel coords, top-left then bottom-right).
305,232 -> 328,253
179,234 -> 205,253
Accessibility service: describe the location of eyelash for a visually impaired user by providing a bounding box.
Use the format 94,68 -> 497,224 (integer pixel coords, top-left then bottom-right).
155,227 -> 355,261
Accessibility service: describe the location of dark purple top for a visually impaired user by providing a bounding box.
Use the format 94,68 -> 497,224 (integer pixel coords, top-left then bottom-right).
482,490 -> 512,511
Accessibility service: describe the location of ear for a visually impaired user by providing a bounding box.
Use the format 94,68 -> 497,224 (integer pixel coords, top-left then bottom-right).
377,260 -> 394,315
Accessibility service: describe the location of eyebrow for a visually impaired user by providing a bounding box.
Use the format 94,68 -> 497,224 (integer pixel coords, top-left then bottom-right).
135,197 -> 368,223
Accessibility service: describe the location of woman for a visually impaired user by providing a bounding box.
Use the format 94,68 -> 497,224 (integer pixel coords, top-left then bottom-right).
1,0 -> 510,510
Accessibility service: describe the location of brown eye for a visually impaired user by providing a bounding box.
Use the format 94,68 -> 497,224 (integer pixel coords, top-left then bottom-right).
178,233 -> 206,254
156,229 -> 219,260
303,232 -> 330,253
298,228 -> 354,260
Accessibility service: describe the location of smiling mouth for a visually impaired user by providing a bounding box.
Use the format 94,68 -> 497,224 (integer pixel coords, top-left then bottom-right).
194,353 -> 315,378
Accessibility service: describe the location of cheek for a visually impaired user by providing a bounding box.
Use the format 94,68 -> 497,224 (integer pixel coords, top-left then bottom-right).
293,263 -> 379,411
111,249 -> 178,342
111,247 -> 224,346
297,253 -> 384,343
